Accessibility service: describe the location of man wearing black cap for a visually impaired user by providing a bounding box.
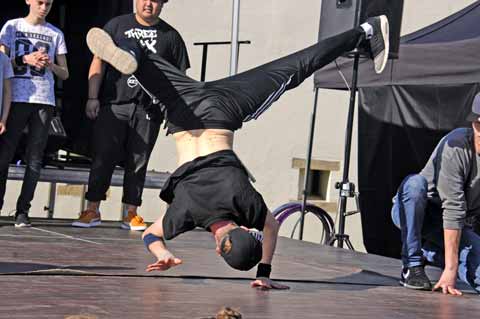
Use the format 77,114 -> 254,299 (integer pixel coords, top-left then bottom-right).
391,93 -> 480,295
85,14 -> 390,289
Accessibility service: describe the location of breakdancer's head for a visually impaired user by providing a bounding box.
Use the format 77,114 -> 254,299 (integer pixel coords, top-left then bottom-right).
210,221 -> 263,271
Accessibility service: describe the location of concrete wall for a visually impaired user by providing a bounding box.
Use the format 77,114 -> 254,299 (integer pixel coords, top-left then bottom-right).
2,0 -> 476,251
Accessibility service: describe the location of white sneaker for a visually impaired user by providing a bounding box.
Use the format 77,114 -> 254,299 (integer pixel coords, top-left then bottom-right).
365,15 -> 389,74
86,27 -> 138,75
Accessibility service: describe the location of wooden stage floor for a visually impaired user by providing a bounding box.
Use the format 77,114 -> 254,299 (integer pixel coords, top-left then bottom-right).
0,218 -> 478,319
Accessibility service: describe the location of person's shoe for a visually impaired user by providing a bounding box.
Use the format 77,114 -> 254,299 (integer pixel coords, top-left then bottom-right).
72,209 -> 101,228
365,15 -> 389,74
121,211 -> 147,231
14,212 -> 32,228
400,265 -> 432,290
86,27 -> 138,75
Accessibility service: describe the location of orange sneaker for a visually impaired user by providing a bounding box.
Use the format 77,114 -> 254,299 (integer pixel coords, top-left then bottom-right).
121,211 -> 147,231
72,209 -> 101,228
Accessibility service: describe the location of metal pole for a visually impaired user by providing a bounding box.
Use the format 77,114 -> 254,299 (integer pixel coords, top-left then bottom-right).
229,0 -> 240,75
336,53 -> 360,248
329,0 -> 363,249
298,88 -> 320,240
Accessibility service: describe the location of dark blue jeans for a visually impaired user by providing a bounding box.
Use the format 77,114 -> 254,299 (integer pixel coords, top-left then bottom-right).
391,174 -> 480,292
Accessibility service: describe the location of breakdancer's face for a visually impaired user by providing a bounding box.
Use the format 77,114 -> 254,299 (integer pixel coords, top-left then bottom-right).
136,0 -> 165,22
472,121 -> 480,154
26,0 -> 53,21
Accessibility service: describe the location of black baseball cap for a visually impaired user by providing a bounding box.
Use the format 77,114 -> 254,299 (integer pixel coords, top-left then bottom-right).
220,228 -> 263,271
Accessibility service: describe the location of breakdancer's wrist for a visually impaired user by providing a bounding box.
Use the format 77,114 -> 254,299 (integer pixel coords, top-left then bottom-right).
256,263 -> 272,278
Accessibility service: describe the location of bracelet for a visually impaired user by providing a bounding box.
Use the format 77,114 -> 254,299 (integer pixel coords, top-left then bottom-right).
256,263 -> 272,278
143,233 -> 165,251
88,97 -> 98,100
15,55 -> 26,66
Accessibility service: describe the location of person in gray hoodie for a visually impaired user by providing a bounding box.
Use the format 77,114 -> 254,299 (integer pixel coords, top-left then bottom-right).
392,93 -> 480,295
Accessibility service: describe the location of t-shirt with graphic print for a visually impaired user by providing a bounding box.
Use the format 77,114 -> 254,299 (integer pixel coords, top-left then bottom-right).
0,18 -> 67,107
101,14 -> 190,105
0,51 -> 14,118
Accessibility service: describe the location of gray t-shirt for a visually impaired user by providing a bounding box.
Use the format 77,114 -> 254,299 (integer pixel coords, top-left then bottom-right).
0,51 -> 14,118
0,18 -> 67,106
420,127 -> 480,229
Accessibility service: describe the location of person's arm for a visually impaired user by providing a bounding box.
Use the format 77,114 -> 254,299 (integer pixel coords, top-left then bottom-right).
0,78 -> 11,135
433,229 -> 462,295
250,211 -> 289,290
433,139 -> 468,295
85,56 -> 105,119
1,43 -> 50,70
48,54 -> 69,80
142,214 -> 182,271
0,44 -> 9,57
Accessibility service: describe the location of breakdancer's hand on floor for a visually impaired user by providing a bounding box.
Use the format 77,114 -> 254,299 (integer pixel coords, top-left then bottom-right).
146,250 -> 183,272
250,277 -> 290,290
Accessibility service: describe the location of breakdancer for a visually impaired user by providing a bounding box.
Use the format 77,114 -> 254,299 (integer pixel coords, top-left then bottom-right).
86,15 -> 389,290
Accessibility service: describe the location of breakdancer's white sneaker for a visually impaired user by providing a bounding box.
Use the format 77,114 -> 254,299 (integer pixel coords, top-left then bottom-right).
361,15 -> 389,74
86,27 -> 138,75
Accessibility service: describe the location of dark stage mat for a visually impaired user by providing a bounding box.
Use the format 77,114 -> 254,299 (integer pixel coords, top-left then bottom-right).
0,218 -> 478,318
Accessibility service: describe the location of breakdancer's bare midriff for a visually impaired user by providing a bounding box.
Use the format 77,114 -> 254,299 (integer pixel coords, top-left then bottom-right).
173,129 -> 234,166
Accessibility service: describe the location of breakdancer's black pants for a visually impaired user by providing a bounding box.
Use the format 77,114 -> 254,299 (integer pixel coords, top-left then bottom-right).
130,27 -> 365,134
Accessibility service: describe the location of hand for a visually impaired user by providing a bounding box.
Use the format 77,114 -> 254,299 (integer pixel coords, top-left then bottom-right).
0,122 -> 6,135
85,99 -> 100,119
146,251 -> 182,272
433,269 -> 462,296
250,277 -> 290,290
23,51 -> 50,69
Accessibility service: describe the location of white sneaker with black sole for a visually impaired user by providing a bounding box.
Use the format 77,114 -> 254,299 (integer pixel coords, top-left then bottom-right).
15,213 -> 32,228
400,265 -> 432,290
364,15 -> 389,74
86,27 -> 138,75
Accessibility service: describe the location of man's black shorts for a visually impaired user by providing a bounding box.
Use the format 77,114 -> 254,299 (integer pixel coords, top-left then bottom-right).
160,150 -> 268,240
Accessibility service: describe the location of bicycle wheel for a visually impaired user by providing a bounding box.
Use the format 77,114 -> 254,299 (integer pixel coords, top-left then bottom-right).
272,202 -> 335,244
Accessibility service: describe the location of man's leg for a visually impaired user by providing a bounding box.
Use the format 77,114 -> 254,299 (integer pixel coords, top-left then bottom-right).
456,227 -> 480,293
391,174 -> 433,290
86,16 -> 388,125
120,104 -> 161,231
0,103 -> 32,215
15,104 -> 53,226
73,104 -> 129,228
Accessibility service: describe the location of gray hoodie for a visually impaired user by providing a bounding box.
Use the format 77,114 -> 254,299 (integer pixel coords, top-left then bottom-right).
420,127 -> 480,229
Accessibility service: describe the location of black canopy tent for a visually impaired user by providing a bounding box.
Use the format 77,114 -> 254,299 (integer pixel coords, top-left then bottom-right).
314,1 -> 480,257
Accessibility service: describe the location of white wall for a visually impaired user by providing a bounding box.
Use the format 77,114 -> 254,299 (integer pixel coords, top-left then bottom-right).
2,0 -> 476,251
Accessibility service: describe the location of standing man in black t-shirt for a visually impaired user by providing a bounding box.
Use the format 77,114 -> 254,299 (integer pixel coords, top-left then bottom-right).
72,0 -> 190,230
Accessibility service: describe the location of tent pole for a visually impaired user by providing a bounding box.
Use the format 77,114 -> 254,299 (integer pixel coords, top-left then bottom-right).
327,0 -> 364,249
298,88 -> 320,240
230,0 -> 241,75
327,53 -> 360,250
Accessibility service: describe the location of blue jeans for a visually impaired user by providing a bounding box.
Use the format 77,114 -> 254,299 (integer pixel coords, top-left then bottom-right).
391,174 -> 480,293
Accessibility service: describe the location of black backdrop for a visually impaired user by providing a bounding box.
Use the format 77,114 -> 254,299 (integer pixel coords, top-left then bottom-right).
358,85 -> 479,257
314,1 -> 480,257
1,0 -> 133,158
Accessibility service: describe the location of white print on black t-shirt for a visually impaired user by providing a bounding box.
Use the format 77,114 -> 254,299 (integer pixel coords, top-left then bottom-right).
124,28 -> 157,54
127,75 -> 138,88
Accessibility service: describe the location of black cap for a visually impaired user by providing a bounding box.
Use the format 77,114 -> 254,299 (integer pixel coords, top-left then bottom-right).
466,93 -> 480,122
220,228 -> 263,271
